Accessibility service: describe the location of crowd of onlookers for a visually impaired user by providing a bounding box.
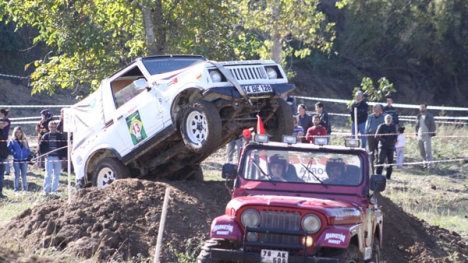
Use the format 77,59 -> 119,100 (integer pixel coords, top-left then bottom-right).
226,91 -> 437,181
0,109 -> 67,199
0,91 -> 438,198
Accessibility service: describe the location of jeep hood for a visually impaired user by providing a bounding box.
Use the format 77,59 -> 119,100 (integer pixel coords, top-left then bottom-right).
227,195 -> 363,223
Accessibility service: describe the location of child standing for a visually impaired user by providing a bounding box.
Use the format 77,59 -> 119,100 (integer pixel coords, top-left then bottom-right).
395,126 -> 406,168
293,117 -> 304,142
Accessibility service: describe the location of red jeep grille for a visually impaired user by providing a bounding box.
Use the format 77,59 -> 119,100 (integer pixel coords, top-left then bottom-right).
260,211 -> 301,244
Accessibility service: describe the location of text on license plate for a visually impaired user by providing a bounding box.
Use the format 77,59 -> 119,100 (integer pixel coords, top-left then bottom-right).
260,249 -> 289,263
242,84 -> 273,94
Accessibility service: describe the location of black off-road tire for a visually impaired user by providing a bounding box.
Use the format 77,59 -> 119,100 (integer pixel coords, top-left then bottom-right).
181,99 -> 222,153
262,98 -> 294,142
197,239 -> 238,263
92,157 -> 130,188
372,237 -> 381,263
191,165 -> 204,181
339,243 -> 363,263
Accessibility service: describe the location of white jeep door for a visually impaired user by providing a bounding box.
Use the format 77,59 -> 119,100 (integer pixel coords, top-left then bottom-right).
107,73 -> 165,156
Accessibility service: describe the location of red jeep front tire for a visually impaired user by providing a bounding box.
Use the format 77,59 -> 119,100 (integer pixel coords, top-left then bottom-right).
339,243 -> 363,263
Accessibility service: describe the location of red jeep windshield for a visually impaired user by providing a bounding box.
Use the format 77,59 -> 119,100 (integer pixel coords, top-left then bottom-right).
241,149 -> 363,186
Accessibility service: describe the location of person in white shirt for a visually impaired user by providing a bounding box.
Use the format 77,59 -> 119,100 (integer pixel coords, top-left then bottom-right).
395,126 -> 406,168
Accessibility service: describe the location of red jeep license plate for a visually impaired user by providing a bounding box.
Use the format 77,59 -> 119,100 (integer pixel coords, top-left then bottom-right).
260,249 -> 289,263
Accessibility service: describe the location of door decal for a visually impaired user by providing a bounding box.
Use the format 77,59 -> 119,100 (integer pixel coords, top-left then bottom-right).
126,111 -> 147,145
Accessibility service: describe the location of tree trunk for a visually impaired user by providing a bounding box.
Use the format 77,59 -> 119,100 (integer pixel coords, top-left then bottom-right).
142,2 -> 157,55
271,0 -> 282,64
153,0 -> 165,55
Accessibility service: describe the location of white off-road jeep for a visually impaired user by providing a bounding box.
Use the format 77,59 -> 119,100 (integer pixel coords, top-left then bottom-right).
70,55 -> 295,188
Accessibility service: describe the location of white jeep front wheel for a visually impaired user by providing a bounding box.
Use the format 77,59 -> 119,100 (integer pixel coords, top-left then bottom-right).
181,99 -> 221,153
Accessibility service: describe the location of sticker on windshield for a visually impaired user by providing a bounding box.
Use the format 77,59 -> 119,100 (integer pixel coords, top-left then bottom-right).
126,111 -> 147,145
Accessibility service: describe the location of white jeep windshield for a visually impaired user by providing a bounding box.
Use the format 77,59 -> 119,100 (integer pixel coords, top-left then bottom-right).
142,56 -> 207,75
242,149 -> 363,186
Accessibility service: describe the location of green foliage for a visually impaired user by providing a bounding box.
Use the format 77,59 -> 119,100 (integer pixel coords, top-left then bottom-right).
352,77 -> 396,103
1,0 -> 242,94
167,240 -> 201,263
2,0 -> 145,94
233,0 -> 339,65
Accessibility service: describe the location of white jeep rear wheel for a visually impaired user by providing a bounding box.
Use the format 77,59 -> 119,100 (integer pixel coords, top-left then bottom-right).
92,157 -> 130,188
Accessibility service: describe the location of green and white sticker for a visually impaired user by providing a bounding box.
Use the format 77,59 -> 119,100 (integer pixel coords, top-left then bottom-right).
126,111 -> 147,145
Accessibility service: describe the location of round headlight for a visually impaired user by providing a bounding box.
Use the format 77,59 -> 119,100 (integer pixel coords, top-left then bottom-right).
301,214 -> 321,233
241,209 -> 260,228
210,70 -> 222,82
266,67 -> 278,79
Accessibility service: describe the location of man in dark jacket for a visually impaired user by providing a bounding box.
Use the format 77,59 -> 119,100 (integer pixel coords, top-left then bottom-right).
365,104 -> 385,173
315,102 -> 332,144
39,121 -> 67,194
349,91 -> 369,148
0,120 -> 9,198
415,103 -> 436,169
296,104 -> 313,143
375,115 -> 397,179
383,96 -> 399,128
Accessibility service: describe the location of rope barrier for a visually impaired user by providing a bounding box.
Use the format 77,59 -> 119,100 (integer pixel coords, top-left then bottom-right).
374,158 -> 467,167
10,115 -> 61,121
293,95 -> 468,111
0,105 -> 70,108
0,73 -> 29,80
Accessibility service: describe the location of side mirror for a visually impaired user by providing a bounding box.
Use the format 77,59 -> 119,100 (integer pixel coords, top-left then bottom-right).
370,174 -> 386,192
134,78 -> 149,90
222,163 -> 237,179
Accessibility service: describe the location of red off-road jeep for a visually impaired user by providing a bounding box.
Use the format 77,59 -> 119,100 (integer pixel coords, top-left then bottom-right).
198,136 -> 386,263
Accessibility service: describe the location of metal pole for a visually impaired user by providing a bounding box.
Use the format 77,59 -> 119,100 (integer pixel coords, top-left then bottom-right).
354,107 -> 358,140
67,130 -> 72,205
154,188 -> 171,263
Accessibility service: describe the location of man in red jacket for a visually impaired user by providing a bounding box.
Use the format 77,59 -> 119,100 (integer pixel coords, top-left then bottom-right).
306,115 -> 328,144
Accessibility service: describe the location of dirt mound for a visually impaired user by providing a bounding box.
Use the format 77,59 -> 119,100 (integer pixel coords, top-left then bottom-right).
378,194 -> 468,263
0,179 -> 231,262
0,180 -> 467,262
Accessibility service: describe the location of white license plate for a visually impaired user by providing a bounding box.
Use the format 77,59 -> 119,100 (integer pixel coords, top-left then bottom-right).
242,84 -> 273,94
260,249 -> 289,263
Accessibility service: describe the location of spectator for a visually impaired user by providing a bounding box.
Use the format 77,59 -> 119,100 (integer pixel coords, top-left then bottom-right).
415,103 -> 436,169
296,104 -> 313,143
57,110 -> 74,173
292,118 -> 304,142
314,102 -> 332,144
226,138 -> 243,163
306,115 -> 328,144
383,96 -> 399,128
375,115 -> 397,180
365,104 -> 385,173
39,121 -> 67,194
8,126 -> 30,195
35,109 -> 54,169
281,92 -> 296,115
349,91 -> 369,148
395,126 -> 406,168
0,108 -> 11,175
0,119 -> 9,198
